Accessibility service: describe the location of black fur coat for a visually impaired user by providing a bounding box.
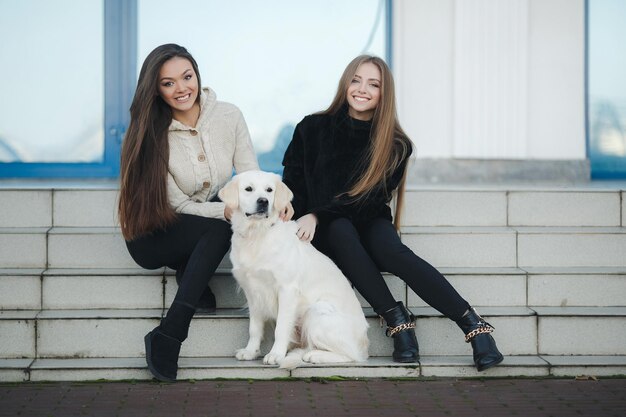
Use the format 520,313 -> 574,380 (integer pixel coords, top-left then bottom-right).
282,107 -> 412,226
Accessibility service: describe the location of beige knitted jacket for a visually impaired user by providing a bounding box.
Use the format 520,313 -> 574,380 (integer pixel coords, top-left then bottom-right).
167,87 -> 258,220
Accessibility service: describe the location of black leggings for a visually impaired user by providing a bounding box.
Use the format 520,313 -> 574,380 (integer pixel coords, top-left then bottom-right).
313,217 -> 470,321
125,214 -> 232,308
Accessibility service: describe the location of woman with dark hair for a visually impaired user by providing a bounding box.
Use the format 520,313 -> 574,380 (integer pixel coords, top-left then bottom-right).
282,55 -> 503,371
119,44 -> 292,382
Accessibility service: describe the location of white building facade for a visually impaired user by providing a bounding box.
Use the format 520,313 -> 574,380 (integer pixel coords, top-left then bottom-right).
394,0 -> 589,181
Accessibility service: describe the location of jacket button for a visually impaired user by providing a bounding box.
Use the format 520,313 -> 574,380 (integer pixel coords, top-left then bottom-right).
198,154 -> 206,162
202,181 -> 210,189
190,130 -> 198,136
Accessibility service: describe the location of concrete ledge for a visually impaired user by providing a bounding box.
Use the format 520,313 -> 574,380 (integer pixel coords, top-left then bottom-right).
401,227 -> 517,268
0,359 -> 31,382
543,355 -> 626,377
420,355 -> 550,377
407,158 -> 591,183
7,355 -> 625,382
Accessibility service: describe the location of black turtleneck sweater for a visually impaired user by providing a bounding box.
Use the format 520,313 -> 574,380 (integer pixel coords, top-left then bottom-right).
282,108 -> 412,226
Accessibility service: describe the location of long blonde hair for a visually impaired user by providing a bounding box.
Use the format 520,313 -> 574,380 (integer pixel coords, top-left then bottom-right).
321,55 -> 412,229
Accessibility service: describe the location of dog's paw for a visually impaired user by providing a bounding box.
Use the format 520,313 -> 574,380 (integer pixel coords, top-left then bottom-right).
302,351 -> 321,363
235,348 -> 260,361
263,351 -> 286,365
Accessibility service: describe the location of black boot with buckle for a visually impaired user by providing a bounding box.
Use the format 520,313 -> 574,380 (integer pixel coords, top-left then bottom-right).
456,307 -> 503,371
380,301 -> 419,363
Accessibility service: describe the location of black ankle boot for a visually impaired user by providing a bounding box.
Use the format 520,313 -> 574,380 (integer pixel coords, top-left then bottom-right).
144,328 -> 182,382
175,269 -> 216,313
145,301 -> 195,382
456,307 -> 503,371
380,301 -> 419,363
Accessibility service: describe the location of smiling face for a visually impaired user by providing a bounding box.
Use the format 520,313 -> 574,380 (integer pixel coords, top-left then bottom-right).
345,61 -> 382,121
158,57 -> 199,122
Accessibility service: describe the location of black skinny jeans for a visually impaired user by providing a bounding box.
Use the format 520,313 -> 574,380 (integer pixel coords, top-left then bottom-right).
313,217 -> 470,321
126,214 -> 232,309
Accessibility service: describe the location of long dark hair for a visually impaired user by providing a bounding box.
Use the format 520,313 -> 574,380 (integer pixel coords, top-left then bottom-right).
118,44 -> 202,240
321,55 -> 412,229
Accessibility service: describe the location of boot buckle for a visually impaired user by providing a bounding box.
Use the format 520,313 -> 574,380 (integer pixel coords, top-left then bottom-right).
464,322 -> 495,343
386,321 -> 416,337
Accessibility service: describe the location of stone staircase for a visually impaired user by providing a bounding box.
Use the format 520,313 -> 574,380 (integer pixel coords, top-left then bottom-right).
1,183 -> 625,381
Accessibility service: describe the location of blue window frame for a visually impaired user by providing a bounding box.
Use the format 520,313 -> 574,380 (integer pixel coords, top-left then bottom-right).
587,0 -> 626,179
0,0 -> 136,178
1,0 -> 390,178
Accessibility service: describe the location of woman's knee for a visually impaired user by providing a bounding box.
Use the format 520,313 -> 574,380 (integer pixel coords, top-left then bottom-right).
213,218 -> 233,239
363,220 -> 412,264
198,219 -> 232,254
326,217 -> 359,243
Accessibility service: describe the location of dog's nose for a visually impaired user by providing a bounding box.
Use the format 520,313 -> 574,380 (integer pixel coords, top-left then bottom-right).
257,198 -> 268,208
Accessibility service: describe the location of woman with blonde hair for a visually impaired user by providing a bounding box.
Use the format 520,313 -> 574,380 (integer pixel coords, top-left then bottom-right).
282,55 -> 503,371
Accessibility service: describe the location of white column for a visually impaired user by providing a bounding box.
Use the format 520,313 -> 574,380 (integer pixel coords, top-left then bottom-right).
394,0 -> 455,158
453,0 -> 529,158
527,0 -> 586,159
393,0 -> 586,160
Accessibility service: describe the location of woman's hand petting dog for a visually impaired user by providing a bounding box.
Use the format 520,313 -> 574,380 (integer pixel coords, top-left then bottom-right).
224,205 -> 234,221
296,213 -> 318,242
280,202 -> 294,222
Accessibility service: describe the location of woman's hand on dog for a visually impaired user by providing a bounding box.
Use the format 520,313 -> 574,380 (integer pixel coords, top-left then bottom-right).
224,205 -> 234,221
296,213 -> 318,242
280,203 -> 294,222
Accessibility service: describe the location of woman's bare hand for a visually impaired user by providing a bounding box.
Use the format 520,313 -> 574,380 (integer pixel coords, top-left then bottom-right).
280,202 -> 294,221
296,213 -> 318,242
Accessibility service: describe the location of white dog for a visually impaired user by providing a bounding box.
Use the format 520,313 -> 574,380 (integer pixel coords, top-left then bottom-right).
218,170 -> 369,368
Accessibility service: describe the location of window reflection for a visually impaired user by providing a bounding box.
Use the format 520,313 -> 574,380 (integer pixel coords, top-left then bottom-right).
0,0 -> 104,163
138,0 -> 386,172
588,0 -> 626,176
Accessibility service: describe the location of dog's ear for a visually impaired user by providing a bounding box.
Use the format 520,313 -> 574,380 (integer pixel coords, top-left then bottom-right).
218,178 -> 239,209
274,179 -> 293,212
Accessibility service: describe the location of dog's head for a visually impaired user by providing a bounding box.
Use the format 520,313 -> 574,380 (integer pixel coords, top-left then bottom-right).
218,170 -> 293,221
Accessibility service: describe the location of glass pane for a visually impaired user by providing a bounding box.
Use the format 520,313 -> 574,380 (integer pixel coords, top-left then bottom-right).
588,0 -> 626,177
0,0 -> 104,163
138,0 -> 386,172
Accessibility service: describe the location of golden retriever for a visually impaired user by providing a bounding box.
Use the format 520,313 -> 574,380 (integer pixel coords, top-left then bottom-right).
218,170 -> 369,368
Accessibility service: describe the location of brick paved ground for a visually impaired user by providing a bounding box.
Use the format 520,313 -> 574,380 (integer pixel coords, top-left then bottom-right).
1,378 -> 624,417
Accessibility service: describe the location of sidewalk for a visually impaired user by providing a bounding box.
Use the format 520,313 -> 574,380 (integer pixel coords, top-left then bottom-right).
1,377 -> 624,417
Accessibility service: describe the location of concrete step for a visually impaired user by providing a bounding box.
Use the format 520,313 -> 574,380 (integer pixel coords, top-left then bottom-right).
2,188 -> 624,228
401,226 -> 517,267
3,267 -> 625,311
1,185 -> 625,381
2,355 -> 625,382
403,189 -> 624,227
0,228 -> 48,268
516,227 -> 626,268
0,189 -> 118,228
2,307 -> 625,361
0,227 -> 233,270
526,267 -> 626,307
401,226 -> 626,268
3,225 -> 626,270
534,307 -> 626,355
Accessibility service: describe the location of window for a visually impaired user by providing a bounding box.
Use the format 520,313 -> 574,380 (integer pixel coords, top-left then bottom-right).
0,0 -> 388,177
0,0 -> 135,178
138,0 -> 387,173
587,0 -> 626,178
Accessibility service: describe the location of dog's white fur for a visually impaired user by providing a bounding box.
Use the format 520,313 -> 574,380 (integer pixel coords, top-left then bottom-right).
218,170 -> 369,368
